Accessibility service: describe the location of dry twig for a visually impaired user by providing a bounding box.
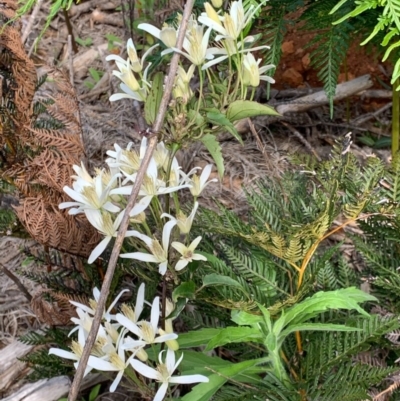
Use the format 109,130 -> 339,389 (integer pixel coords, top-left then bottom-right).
67,1 -> 195,399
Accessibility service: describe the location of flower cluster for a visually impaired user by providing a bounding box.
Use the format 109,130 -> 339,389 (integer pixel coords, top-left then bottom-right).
106,0 -> 273,103
50,284 -> 208,399
60,138 -> 217,271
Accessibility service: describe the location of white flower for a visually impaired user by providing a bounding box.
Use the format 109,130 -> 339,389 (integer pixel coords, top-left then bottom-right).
199,0 -> 265,42
173,64 -> 195,102
117,296 -> 178,349
120,220 -> 176,275
242,52 -> 275,87
106,38 -> 158,73
85,210 -> 137,264
111,158 -> 189,218
70,286 -> 129,322
87,334 -> 136,392
171,236 -> 207,271
118,282 -> 146,324
106,143 -> 141,176
49,338 -> 94,378
60,170 -> 121,216
71,162 -> 94,186
161,202 -> 198,234
130,349 -> 209,401
138,23 -> 178,50
183,164 -> 218,197
172,21 -> 214,66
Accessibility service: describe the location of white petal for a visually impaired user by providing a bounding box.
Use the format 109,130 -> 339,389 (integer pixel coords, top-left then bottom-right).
120,252 -> 158,263
59,201 -> 81,209
87,356 -> 119,371
138,23 -> 161,40
154,333 -> 178,343
110,370 -> 124,392
175,259 -> 189,271
88,236 -> 112,264
189,236 -> 202,251
63,186 -> 87,204
159,260 -> 168,275
116,313 -> 142,337
171,241 -> 187,255
162,220 -> 177,252
200,164 -> 213,187
170,374 -> 209,384
49,348 -> 78,361
150,296 -> 160,330
135,283 -> 145,321
130,358 -> 160,380
154,382 -> 169,401
192,253 -> 208,261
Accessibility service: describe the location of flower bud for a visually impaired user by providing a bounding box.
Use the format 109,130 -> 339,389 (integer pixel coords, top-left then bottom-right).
159,328 -> 180,351
211,0 -> 223,8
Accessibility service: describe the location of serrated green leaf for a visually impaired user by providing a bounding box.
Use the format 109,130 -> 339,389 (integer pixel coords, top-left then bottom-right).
205,327 -> 262,351
180,359 -> 263,401
226,100 -> 280,122
172,281 -> 196,302
200,133 -> 224,178
206,111 -> 243,143
202,273 -> 244,289
145,72 -> 163,125
178,328 -> 222,348
231,310 -> 263,326
282,288 -> 376,327
280,323 -> 362,338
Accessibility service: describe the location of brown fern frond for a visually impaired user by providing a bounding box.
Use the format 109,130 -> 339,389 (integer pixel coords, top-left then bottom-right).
14,198 -> 101,258
30,290 -> 77,325
28,128 -> 83,156
30,149 -> 76,193
373,374 -> 400,401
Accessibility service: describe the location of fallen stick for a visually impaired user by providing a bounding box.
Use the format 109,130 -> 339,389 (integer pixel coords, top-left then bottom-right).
275,74 -> 374,115
70,1 -> 119,18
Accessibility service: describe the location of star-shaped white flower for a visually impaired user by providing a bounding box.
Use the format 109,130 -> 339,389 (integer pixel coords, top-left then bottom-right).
70,286 -> 129,322
181,164 -> 218,197
172,21 -> 214,66
87,333 -> 137,393
117,296 -> 178,350
171,236 -> 207,271
161,202 -> 199,234
60,170 -> 121,216
84,209 -> 137,264
49,337 -> 94,378
130,349 -> 209,401
242,52 -> 275,87
120,220 -> 176,275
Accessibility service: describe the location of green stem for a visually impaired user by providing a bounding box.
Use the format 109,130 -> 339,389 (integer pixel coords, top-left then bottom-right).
392,78 -> 400,158
164,143 -> 180,215
196,66 -> 204,115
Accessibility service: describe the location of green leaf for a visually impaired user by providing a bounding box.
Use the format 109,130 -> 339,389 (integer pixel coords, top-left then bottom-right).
179,351 -> 265,384
145,72 -> 164,125
202,273 -> 244,290
206,110 -> 243,143
257,302 -> 273,332
167,297 -> 187,320
282,288 -> 376,327
231,310 -> 263,326
205,327 -> 262,351
200,133 -> 224,178
88,384 -> 101,401
172,281 -> 196,302
280,323 -> 362,338
88,68 -> 102,83
226,100 -> 280,122
75,37 -> 92,47
178,328 -> 222,348
180,359 -> 263,401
